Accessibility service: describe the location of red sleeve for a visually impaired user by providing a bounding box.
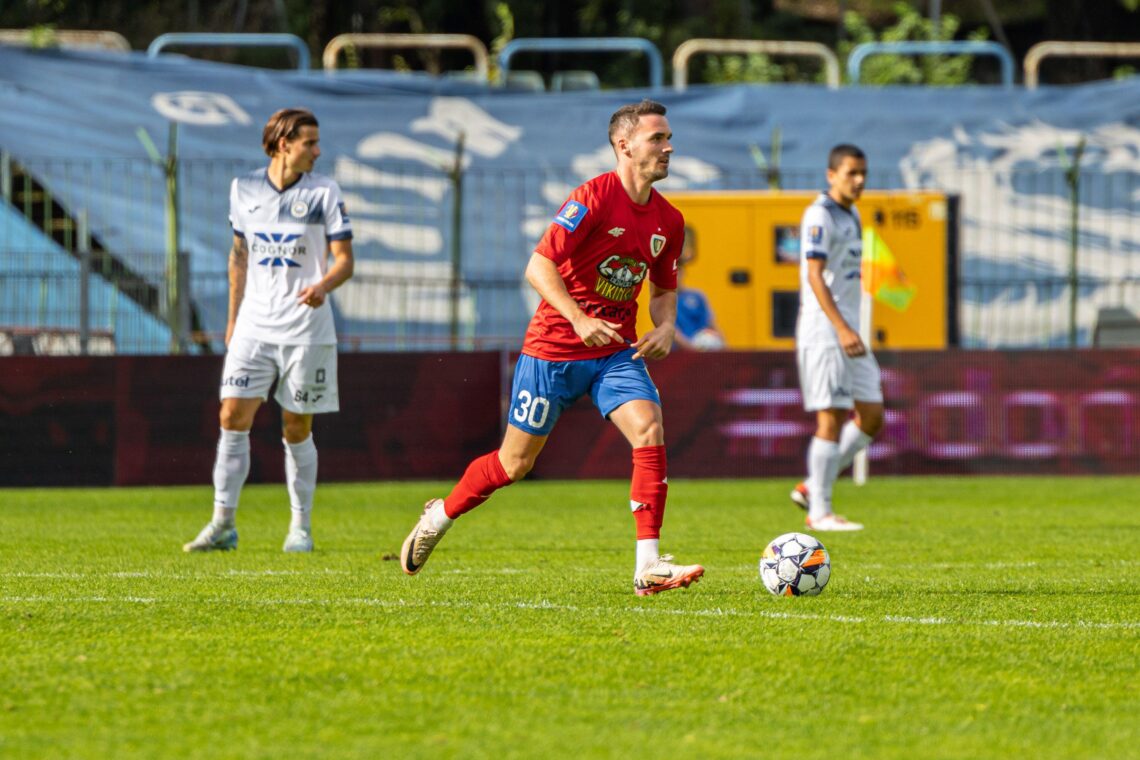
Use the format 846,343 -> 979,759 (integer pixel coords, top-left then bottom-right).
533,184 -> 601,265
650,207 -> 685,290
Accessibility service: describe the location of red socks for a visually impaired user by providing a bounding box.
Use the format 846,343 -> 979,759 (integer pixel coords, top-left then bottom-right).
443,450 -> 513,518
442,446 -> 667,536
630,445 -> 667,540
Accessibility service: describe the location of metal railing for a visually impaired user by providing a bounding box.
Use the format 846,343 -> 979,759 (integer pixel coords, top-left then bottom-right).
3,154 -> 1139,353
847,40 -> 1015,87
146,32 -> 311,70
11,29 -> 1133,91
1024,41 -> 1140,88
672,39 -> 841,89
322,33 -> 489,80
497,37 -> 664,89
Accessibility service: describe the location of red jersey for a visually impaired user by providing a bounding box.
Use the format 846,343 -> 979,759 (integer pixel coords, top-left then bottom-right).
522,172 -> 685,361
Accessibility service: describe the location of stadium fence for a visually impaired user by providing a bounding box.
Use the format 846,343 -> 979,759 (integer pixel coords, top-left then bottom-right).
2,155 -> 1139,354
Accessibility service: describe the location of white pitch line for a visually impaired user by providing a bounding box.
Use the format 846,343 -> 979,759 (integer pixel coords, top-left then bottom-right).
6,569 -> 354,580
11,560 -> 1134,582
2,595 -> 1137,631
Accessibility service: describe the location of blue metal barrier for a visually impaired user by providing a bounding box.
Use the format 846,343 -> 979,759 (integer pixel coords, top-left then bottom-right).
147,33 -> 311,70
847,41 -> 1014,88
497,37 -> 663,90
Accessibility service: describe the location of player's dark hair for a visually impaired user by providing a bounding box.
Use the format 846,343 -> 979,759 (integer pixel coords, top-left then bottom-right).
608,99 -> 667,149
263,108 -> 319,157
828,143 -> 866,170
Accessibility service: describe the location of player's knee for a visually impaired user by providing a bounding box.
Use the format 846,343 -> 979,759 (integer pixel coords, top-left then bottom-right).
282,417 -> 313,443
815,412 -> 843,441
499,452 -> 535,482
219,405 -> 249,431
857,407 -> 885,437
630,419 -> 664,448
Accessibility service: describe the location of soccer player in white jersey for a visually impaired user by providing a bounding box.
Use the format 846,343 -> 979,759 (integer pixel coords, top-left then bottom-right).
790,144 -> 883,532
184,108 -> 354,553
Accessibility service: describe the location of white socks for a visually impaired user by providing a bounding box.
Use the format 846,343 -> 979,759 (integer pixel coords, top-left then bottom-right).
212,428 -> 250,524
837,421 -> 874,472
802,424 -> 873,520
427,500 -> 453,532
636,538 -> 660,575
210,429 -> 322,533
284,435 -> 318,531
806,436 -> 840,520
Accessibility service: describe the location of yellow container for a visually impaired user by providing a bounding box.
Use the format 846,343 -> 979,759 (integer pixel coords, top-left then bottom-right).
640,190 -> 955,350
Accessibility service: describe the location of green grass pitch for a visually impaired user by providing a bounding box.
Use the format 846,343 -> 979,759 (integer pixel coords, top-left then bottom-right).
1,476 -> 1138,759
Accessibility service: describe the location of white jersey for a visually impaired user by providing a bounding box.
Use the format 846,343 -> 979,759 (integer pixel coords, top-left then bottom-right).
796,193 -> 863,347
228,169 -> 352,345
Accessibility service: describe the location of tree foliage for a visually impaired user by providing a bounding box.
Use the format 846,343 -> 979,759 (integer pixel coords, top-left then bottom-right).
1,0 -> 1137,86
840,2 -> 989,85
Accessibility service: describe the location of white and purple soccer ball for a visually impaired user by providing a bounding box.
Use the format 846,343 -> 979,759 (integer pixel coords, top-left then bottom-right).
759,532 -> 831,597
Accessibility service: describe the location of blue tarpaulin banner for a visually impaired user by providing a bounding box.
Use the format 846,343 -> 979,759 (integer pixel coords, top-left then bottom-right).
1,46 -> 1138,347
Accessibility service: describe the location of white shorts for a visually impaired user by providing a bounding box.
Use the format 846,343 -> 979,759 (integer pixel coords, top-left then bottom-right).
220,337 -> 339,414
797,344 -> 883,412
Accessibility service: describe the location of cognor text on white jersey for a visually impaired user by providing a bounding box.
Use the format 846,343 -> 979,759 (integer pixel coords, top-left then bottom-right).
228,169 -> 352,345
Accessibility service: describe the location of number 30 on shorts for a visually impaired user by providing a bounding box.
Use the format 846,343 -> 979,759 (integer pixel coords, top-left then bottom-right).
512,390 -> 550,428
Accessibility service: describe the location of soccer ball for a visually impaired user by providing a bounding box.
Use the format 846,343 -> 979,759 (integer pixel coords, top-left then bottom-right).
759,532 -> 831,596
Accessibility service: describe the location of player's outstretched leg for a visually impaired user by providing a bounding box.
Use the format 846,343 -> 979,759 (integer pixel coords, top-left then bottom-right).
401,450 -> 514,575
634,555 -> 705,596
183,521 -> 238,552
400,499 -> 451,575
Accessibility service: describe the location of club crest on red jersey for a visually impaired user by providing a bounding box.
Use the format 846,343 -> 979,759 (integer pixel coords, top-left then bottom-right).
554,200 -> 588,232
650,234 -> 667,258
595,254 -> 647,302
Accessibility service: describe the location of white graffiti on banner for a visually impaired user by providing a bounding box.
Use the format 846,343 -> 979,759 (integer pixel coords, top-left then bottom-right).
151,92 -> 252,126
900,120 -> 1140,347
334,98 -> 522,322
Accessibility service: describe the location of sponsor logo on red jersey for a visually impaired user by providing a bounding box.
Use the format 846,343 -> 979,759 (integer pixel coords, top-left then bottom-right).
595,254 -> 647,301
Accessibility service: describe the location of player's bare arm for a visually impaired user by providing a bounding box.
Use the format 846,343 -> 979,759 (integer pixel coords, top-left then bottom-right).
298,238 -> 354,308
806,257 -> 865,357
225,234 -> 248,346
524,252 -> 623,348
631,283 -> 677,360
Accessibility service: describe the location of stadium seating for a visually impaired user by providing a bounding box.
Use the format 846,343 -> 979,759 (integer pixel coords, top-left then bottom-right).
504,70 -> 546,91
0,199 -> 173,354
550,70 -> 601,91
1092,307 -> 1140,347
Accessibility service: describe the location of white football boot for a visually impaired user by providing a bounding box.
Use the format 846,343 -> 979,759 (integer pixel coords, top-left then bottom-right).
400,499 -> 447,575
633,554 -> 705,596
790,482 -> 810,511
805,513 -> 864,532
283,527 -> 314,553
183,520 -> 238,552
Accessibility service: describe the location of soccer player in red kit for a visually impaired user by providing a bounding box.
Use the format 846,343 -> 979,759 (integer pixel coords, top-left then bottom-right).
400,99 -> 704,595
